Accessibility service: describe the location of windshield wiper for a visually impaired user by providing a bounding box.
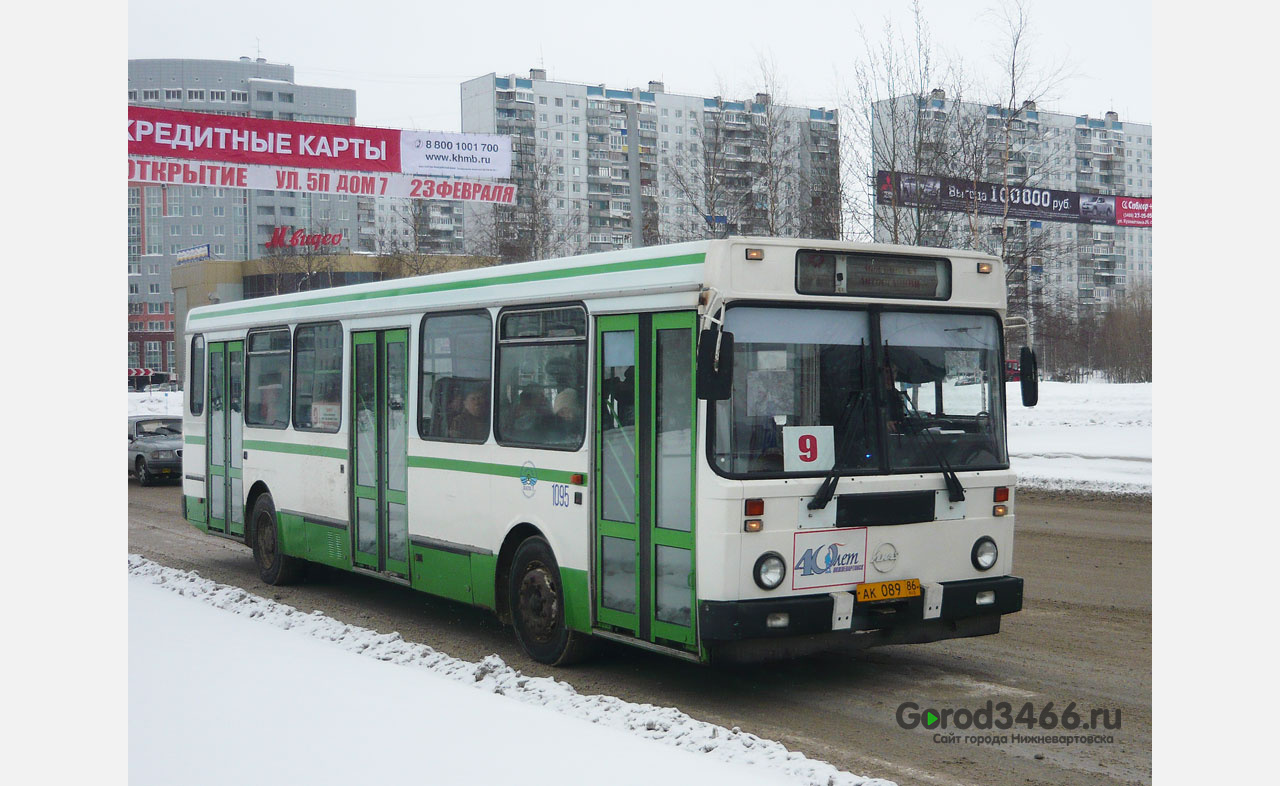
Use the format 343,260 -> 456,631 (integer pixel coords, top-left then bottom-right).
897,390 -> 966,502
808,344 -> 870,512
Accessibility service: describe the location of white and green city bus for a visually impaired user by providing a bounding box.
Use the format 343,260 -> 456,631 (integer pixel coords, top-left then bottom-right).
180,237 -> 1037,665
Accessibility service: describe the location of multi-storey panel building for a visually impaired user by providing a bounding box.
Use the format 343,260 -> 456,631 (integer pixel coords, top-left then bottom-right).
871,92 -> 1152,317
461,69 -> 839,259
127,58 -> 374,383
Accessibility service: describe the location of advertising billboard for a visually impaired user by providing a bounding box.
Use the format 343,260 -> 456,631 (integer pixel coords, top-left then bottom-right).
129,106 -> 512,180
875,170 -> 1151,228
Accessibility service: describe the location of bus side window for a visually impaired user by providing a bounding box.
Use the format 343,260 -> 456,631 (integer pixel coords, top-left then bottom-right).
419,311 -> 493,443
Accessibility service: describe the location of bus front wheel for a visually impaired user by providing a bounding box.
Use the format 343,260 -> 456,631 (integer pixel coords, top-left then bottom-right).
251,493 -> 306,586
508,537 -> 592,666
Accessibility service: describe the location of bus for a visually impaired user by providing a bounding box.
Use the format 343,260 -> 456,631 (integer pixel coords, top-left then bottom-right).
179,237 -> 1037,665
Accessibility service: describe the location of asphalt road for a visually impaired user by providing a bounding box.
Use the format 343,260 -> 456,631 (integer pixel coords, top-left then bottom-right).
128,482 -> 1151,786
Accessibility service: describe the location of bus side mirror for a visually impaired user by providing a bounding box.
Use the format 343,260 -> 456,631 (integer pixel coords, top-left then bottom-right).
1019,346 -> 1039,407
696,329 -> 734,401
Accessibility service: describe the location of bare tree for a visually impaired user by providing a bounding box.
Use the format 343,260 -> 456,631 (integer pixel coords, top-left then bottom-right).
843,0 -> 970,245
983,0 -> 1071,334
1095,280 -> 1151,382
467,147 -> 585,263
663,96 -> 756,241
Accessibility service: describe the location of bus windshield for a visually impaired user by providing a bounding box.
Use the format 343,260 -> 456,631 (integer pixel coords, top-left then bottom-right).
711,306 -> 1007,477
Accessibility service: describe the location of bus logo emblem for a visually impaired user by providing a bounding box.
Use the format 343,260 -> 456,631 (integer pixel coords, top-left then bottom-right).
519,461 -> 538,498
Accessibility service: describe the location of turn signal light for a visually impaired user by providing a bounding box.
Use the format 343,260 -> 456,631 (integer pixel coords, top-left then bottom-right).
977,261 -> 993,274
744,519 -> 763,533
744,498 -> 764,516
570,473 -> 586,486
993,505 -> 1008,517
745,248 -> 765,260
993,486 -> 1009,502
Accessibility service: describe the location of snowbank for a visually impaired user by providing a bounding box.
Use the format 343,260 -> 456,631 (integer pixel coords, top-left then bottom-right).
129,556 -> 893,786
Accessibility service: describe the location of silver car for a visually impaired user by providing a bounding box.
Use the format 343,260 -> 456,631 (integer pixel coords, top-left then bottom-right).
129,415 -> 183,485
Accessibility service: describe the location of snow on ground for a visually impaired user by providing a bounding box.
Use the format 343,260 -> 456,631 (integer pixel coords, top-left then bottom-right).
1005,381 -> 1151,495
129,391 -> 183,417
135,381 -> 1153,495
129,556 -> 891,786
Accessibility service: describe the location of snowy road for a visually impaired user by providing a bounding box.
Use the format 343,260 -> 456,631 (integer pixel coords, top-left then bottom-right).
129,483 -> 1150,786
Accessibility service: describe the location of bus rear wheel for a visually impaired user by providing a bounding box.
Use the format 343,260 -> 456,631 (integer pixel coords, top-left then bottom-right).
508,537 -> 592,666
251,493 -> 306,586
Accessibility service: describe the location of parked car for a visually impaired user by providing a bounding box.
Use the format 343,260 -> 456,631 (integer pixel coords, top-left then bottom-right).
129,415 -> 183,485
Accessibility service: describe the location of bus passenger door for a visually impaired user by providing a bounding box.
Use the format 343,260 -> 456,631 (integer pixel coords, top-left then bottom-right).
594,312 -> 698,651
350,329 -> 410,579
206,340 -> 244,537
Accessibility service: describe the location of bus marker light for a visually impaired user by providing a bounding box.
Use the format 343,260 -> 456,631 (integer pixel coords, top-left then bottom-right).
744,498 -> 764,516
570,473 -> 585,485
977,262 -> 993,274
993,486 -> 1009,502
744,519 -> 763,533
993,505 -> 1008,517
766,613 -> 790,628
745,248 -> 765,260
975,591 -> 996,606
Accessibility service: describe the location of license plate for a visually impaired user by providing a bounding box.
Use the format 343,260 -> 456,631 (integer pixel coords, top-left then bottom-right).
856,578 -> 921,603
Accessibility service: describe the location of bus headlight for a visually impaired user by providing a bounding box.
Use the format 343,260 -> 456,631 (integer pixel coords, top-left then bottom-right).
753,552 -> 786,590
971,537 -> 998,571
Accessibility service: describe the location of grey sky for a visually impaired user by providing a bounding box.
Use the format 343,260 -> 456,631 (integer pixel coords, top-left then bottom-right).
128,0 -> 1151,131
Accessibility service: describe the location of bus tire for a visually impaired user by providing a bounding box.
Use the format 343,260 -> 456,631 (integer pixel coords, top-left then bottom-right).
251,493 -> 305,586
508,536 -> 592,666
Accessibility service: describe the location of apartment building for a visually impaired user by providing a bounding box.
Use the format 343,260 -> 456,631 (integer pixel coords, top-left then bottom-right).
871,91 -> 1152,317
461,69 -> 840,258
127,57 -> 373,382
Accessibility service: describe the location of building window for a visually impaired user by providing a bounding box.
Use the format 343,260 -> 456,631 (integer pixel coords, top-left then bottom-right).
293,323 -> 343,432
187,89 -> 205,101
231,90 -> 248,102
494,306 -> 587,450
192,224 -> 204,236
142,89 -> 159,101
164,89 -> 181,101
278,92 -> 294,103
145,341 -> 162,368
246,329 -> 291,428
256,90 -> 274,102
128,90 -> 138,101
419,311 -> 493,442
191,204 -> 203,217
210,90 -> 226,102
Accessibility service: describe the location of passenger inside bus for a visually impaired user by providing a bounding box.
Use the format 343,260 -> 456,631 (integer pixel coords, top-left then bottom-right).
550,388 -> 583,443
510,388 -> 553,438
449,388 -> 489,441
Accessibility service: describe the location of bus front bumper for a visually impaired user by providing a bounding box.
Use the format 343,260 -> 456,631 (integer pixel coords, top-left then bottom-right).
698,576 -> 1023,663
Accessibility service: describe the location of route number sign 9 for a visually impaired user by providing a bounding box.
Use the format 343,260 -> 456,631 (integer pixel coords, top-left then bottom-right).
782,426 -> 834,472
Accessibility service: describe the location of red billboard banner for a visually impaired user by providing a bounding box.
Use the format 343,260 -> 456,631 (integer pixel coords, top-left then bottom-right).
129,106 -> 401,173
127,156 -> 518,204
1115,197 -> 1152,227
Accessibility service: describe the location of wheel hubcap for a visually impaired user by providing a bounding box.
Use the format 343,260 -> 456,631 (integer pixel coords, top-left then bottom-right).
518,564 -> 558,642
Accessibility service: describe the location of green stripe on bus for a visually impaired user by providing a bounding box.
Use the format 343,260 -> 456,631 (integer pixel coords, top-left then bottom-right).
185,435 -> 206,445
243,440 -> 349,460
406,455 -> 585,485
189,252 -> 705,321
